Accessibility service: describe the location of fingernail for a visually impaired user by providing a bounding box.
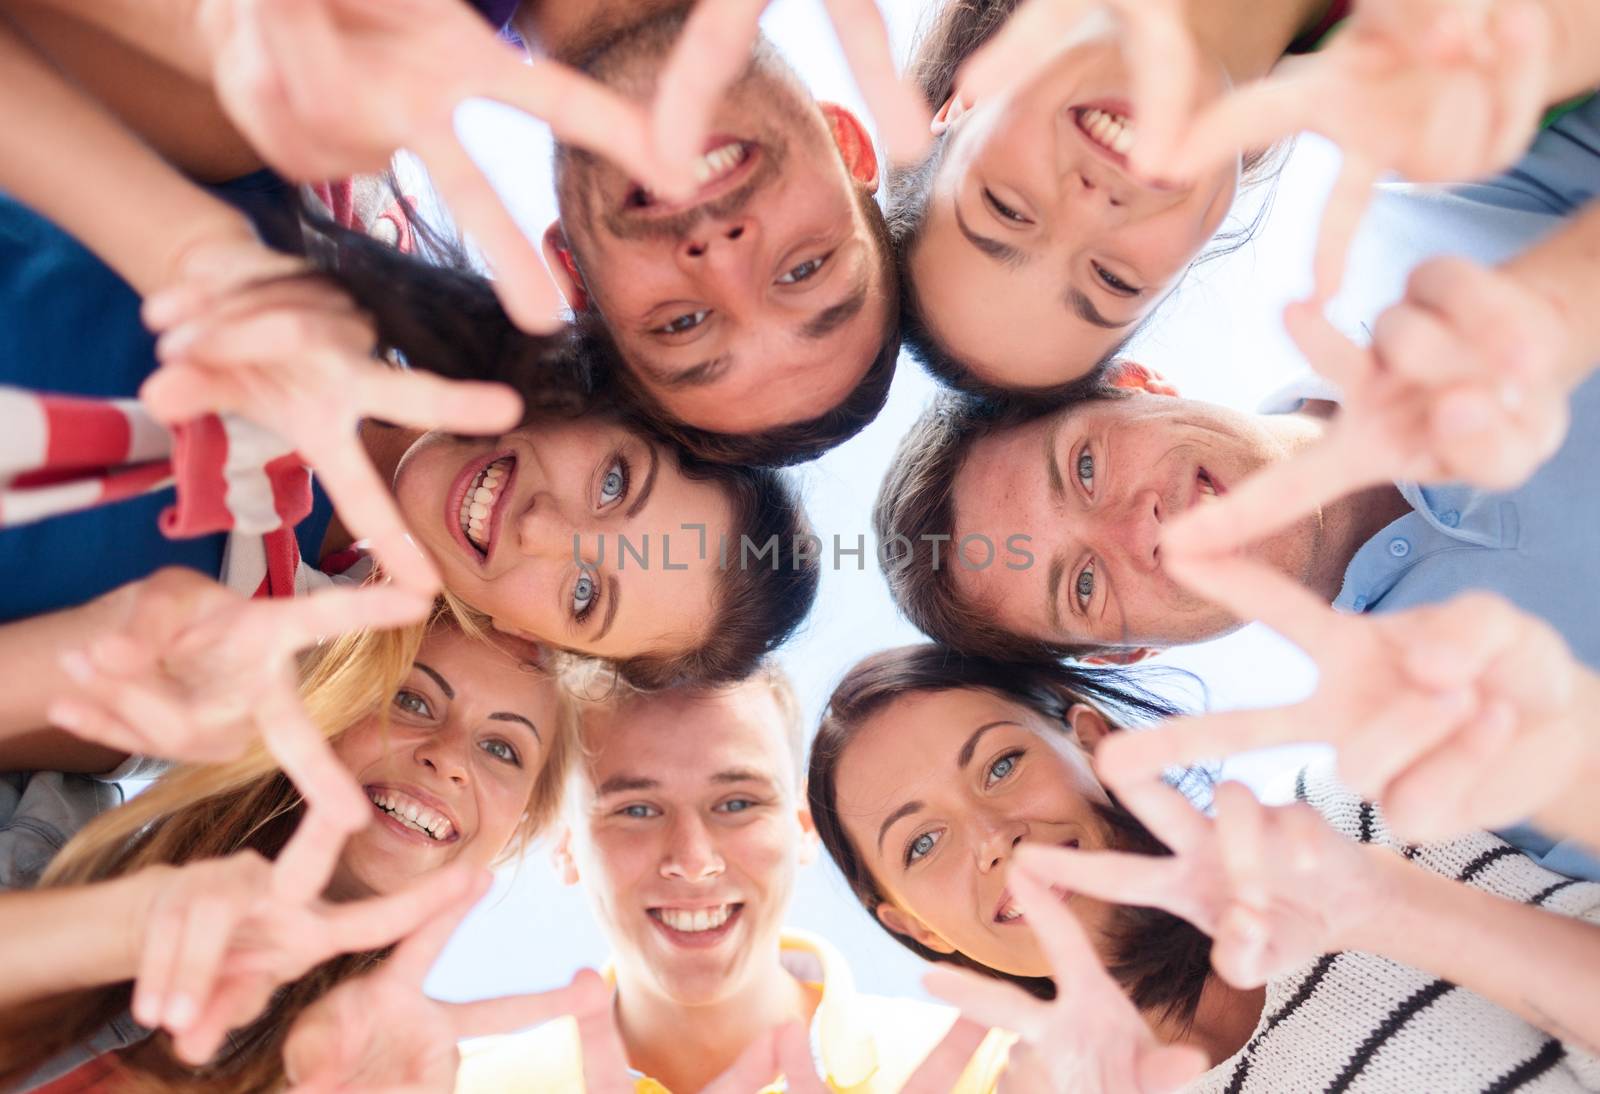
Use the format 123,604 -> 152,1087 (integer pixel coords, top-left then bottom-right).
166,994 -> 195,1030
142,291 -> 184,329
46,701 -> 80,729
156,325 -> 199,360
1498,382 -> 1523,410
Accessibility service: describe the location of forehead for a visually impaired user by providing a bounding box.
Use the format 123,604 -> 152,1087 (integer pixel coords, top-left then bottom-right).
608,469 -> 734,651
581,683 -> 794,791
413,629 -> 556,714
909,207 -> 1125,387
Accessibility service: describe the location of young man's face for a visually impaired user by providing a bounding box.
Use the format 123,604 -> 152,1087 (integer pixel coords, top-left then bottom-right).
549,16 -> 889,435
949,388 -> 1325,650
559,682 -> 813,1007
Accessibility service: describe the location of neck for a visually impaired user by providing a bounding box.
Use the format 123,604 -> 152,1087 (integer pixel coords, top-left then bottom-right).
1150,974 -> 1265,1067
1186,0 -> 1334,84
612,956 -> 818,1093
1264,410 -> 1411,603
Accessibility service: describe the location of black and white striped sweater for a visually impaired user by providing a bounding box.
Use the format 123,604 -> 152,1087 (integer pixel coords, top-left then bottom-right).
1187,765 -> 1600,1094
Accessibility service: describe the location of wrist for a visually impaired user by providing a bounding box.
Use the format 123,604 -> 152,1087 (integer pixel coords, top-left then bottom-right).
110,866 -> 174,984
1331,846 -> 1419,954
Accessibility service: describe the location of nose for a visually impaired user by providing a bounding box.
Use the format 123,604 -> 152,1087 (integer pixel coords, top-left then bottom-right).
1094,488 -> 1163,573
414,722 -> 469,787
514,496 -> 585,563
1056,168 -> 1130,224
660,813 -> 725,883
974,813 -> 1027,875
678,217 -> 758,278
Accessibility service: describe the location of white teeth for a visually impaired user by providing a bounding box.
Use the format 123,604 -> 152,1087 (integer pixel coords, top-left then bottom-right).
655,905 -> 735,933
1080,108 -> 1135,156
692,142 -> 746,185
459,457 -> 512,552
367,788 -> 454,842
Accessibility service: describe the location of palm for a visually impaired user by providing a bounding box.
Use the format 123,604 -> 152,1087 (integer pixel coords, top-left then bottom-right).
286,970 -> 461,1092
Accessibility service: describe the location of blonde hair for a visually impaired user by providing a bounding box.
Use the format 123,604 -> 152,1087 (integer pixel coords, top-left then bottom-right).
0,602 -> 576,1093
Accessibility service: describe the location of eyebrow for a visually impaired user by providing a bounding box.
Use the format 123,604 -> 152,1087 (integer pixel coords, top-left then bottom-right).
1067,288 -> 1134,331
641,354 -> 735,390
712,768 -> 778,789
953,199 -> 1028,269
597,773 -> 657,796
414,663 -> 454,699
488,712 -> 541,742
957,721 -> 1017,769
877,799 -> 924,853
590,573 -> 621,644
799,267 -> 870,342
1043,422 -> 1067,633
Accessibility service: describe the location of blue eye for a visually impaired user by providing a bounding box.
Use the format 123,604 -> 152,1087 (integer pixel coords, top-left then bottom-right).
988,755 -> 1016,782
479,738 -> 520,765
572,569 -> 599,621
393,689 -> 433,719
599,458 -> 628,505
658,309 -> 709,335
621,803 -> 658,819
1076,448 -> 1095,492
777,256 -> 826,285
905,829 -> 941,866
717,798 -> 758,813
1075,564 -> 1095,610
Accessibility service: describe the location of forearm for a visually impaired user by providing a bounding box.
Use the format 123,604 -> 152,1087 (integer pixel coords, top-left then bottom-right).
1343,850 -> 1600,1053
0,870 -> 155,1006
1502,199 -> 1600,392
0,599 -> 110,740
0,16 -> 257,295
1531,668 -> 1600,852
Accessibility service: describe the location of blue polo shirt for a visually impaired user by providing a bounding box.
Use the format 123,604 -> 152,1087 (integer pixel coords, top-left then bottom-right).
1312,95 -> 1600,879
0,171 -> 331,622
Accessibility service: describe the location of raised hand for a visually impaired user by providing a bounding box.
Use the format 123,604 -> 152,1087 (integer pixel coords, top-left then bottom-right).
47,567 -> 427,829
1097,553 -> 1595,843
653,0 -> 931,177
954,0 -> 1200,176
1169,0 -> 1550,298
924,865 -> 1208,1094
141,248 -> 523,596
1011,781 -> 1386,988
131,809 -> 480,1066
1165,276 -> 1575,560
195,0 -> 675,331
284,876 -> 612,1094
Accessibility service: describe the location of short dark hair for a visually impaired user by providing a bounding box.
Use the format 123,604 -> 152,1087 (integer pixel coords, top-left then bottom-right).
807,644 -> 1211,1021
873,386 -> 1132,661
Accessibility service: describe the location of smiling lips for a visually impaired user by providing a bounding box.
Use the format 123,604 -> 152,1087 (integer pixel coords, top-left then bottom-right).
460,456 -> 513,553
366,785 -> 459,843
625,138 -> 755,212
995,839 -> 1080,924
647,903 -> 745,948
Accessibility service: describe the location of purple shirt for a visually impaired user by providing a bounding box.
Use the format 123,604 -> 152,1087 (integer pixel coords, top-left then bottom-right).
466,0 -> 520,30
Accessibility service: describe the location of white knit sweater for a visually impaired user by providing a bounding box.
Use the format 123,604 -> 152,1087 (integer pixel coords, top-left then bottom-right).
1187,765 -> 1600,1094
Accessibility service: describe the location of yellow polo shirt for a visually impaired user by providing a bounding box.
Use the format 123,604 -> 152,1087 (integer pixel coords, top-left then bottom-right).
455,929 -> 1014,1093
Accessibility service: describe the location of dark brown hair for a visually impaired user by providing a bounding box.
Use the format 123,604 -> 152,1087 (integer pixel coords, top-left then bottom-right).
885,0 -> 1283,405
873,385 -> 1130,661
806,644 -> 1211,1022
302,215 -> 821,688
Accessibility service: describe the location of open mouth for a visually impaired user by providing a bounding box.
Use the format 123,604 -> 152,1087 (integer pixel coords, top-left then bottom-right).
647,903 -> 744,946
366,785 -> 459,844
624,138 -> 757,214
447,453 -> 516,565
996,840 -> 1079,924
1072,105 -> 1136,167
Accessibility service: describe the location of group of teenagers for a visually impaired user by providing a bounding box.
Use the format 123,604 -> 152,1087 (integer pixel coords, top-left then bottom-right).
3,0 -> 1600,1090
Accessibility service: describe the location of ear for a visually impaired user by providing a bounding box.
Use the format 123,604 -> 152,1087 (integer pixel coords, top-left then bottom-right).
541,220 -> 589,311
875,903 -> 957,955
1105,360 -> 1179,397
1065,702 -> 1114,755
1081,647 -> 1160,666
795,792 -> 820,867
930,92 -> 970,136
817,102 -> 879,194
550,824 -> 581,886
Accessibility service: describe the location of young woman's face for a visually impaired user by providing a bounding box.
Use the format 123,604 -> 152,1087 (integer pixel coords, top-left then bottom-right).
833,687 -> 1115,978
392,419 -> 732,662
909,37 -> 1238,391
329,628 -> 558,896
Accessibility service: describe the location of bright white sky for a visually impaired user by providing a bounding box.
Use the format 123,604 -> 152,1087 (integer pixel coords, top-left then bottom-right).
421,0 -> 1344,1008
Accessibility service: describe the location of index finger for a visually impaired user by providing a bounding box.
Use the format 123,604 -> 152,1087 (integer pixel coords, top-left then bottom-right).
1170,65 -> 1324,178
649,0 -> 766,193
273,806 -> 355,903
821,0 -> 932,164
1310,153 -> 1380,302
901,1017 -> 989,1094
1007,866 -> 1115,995
258,678 -> 370,836
385,869 -> 494,986
1096,704 -> 1316,787
1162,553 -> 1351,656
350,364 -> 523,437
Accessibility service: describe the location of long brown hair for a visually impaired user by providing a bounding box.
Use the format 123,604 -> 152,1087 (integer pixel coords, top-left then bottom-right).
0,609 -> 575,1093
807,645 -> 1212,1024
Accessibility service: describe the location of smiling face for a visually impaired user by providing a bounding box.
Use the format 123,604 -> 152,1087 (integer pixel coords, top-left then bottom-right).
949,389 -> 1324,650
550,17 -> 890,434
908,37 -> 1237,390
559,681 -> 812,1007
391,418 -> 732,662
329,628 -> 558,896
833,687 -> 1114,978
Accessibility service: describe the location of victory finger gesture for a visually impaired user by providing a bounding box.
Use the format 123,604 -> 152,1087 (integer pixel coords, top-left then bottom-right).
141,248 -> 523,597
924,865 -> 1208,1094
132,809 -> 479,1067
49,569 -> 427,830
